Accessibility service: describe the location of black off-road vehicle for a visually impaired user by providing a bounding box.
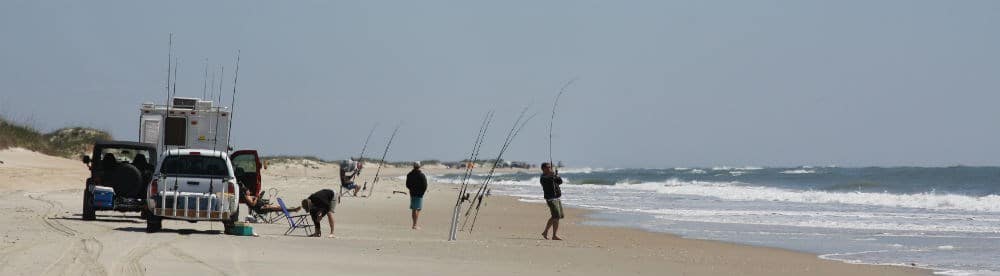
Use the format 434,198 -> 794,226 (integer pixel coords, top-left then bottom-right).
81,140 -> 157,220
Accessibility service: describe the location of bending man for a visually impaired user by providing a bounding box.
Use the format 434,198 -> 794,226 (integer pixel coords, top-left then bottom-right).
301,189 -> 337,238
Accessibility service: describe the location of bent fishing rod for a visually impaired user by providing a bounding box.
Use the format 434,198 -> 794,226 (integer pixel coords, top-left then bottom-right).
367,123 -> 401,198
549,77 -> 577,172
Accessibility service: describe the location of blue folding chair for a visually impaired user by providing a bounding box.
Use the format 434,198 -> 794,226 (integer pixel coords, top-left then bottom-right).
277,198 -> 313,236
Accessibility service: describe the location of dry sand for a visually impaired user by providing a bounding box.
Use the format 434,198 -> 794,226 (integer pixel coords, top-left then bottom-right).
0,148 -> 931,275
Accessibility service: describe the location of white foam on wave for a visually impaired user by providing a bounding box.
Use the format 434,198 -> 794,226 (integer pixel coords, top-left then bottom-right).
432,175 -> 1000,213
781,169 -> 816,174
935,270 -> 1000,276
619,179 -> 1000,213
559,167 -> 602,174
711,166 -> 764,171
638,208 -> 1000,233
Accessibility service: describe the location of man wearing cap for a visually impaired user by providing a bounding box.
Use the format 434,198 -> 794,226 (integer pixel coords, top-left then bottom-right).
340,160 -> 362,197
405,162 -> 427,230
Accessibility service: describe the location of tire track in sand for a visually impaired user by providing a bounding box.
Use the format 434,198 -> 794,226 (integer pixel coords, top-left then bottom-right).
167,244 -> 229,276
28,194 -> 79,237
118,236 -> 181,276
25,194 -> 107,276
41,237 -> 107,276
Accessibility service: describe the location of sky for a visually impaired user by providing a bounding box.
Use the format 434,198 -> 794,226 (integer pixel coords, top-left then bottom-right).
1,0 -> 999,168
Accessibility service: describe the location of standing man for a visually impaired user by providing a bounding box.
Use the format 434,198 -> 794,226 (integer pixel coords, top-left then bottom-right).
406,162 -> 427,230
340,160 -> 362,198
301,189 -> 336,238
540,162 -> 564,240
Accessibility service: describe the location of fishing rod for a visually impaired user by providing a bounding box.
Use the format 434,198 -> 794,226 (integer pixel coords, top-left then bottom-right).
467,110 -> 536,232
202,59 -> 209,99
462,109 -> 530,229
162,33 -> 173,154
461,107 -> 536,231
171,57 -> 179,102
458,111 -> 494,203
212,65 -> 225,152
343,123 -> 377,203
549,77 -> 577,171
225,51 -> 240,151
367,124 -> 401,198
209,67 -> 216,101
218,65 -> 225,104
356,124 -> 378,189
449,110 -> 494,241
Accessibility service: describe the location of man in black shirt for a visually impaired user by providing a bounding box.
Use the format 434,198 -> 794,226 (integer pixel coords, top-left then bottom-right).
301,189 -> 337,238
540,162 -> 564,240
406,162 -> 427,230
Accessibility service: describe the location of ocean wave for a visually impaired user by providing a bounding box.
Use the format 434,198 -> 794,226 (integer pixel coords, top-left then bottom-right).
559,167 -> 601,174
431,175 -> 1000,212
711,166 -> 764,171
781,169 -> 816,174
618,179 -> 1000,213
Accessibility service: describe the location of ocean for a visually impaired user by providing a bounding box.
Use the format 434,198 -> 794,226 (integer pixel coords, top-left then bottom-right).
432,166 -> 1000,276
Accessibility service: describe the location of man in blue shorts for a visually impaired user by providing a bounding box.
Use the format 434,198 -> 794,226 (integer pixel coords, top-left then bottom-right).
340,160 -> 362,197
406,162 -> 427,230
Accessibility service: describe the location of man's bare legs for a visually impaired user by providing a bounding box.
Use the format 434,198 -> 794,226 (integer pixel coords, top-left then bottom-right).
326,211 -> 336,238
542,217 -> 561,240
411,209 -> 421,230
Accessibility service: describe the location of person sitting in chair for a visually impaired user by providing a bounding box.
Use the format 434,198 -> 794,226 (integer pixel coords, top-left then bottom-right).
340,160 -> 362,197
243,188 -> 299,213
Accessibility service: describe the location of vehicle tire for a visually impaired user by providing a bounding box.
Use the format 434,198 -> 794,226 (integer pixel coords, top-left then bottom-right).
82,188 -> 96,221
222,207 -> 239,230
146,215 -> 162,233
111,163 -> 143,199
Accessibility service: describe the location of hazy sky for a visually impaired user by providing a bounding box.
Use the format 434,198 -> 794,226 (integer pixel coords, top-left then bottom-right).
2,1 -> 999,168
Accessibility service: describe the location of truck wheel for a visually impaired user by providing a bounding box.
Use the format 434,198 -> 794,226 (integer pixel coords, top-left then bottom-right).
222,207 -> 240,233
82,189 -> 96,221
146,215 -> 162,233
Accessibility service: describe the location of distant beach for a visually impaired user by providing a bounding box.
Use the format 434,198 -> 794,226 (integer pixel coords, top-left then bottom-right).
0,148 -> 928,275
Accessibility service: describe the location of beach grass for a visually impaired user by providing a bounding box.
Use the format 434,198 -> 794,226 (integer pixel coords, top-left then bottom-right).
0,116 -> 110,158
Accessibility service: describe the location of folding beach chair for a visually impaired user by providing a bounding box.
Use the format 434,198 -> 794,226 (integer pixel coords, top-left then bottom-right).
248,189 -> 283,224
277,198 -> 313,236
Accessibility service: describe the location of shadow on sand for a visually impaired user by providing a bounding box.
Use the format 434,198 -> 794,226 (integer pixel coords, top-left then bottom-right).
114,226 -> 224,235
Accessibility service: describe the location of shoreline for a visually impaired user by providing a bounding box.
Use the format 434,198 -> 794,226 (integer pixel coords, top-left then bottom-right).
492,191 -> 934,275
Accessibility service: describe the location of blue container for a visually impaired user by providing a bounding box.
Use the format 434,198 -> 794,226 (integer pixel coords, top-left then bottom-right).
93,186 -> 115,208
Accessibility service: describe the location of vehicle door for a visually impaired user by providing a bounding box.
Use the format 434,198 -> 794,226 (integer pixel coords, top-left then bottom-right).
230,150 -> 262,201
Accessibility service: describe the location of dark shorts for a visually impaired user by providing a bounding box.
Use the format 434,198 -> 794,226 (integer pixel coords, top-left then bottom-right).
342,182 -> 358,190
310,198 -> 336,215
546,199 -> 564,219
410,196 -> 423,210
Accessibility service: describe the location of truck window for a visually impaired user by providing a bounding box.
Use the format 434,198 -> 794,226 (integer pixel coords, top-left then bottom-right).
164,117 -> 186,146
159,155 -> 229,177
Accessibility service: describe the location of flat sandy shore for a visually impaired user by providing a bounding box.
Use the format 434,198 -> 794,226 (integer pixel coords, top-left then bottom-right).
0,148 -> 930,275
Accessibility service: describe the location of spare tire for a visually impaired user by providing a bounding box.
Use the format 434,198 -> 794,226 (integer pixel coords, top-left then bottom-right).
111,163 -> 143,198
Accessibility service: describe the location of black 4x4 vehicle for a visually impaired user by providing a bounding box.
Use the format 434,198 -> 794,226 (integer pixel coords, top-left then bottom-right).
81,140 -> 157,220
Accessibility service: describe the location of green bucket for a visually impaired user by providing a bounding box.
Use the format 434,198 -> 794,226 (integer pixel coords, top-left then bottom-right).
226,222 -> 254,236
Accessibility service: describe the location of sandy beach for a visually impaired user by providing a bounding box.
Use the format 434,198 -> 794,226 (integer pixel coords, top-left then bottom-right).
0,148 -> 931,276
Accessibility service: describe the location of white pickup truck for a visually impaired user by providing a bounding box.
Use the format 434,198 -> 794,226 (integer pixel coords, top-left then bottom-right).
144,149 -> 240,232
